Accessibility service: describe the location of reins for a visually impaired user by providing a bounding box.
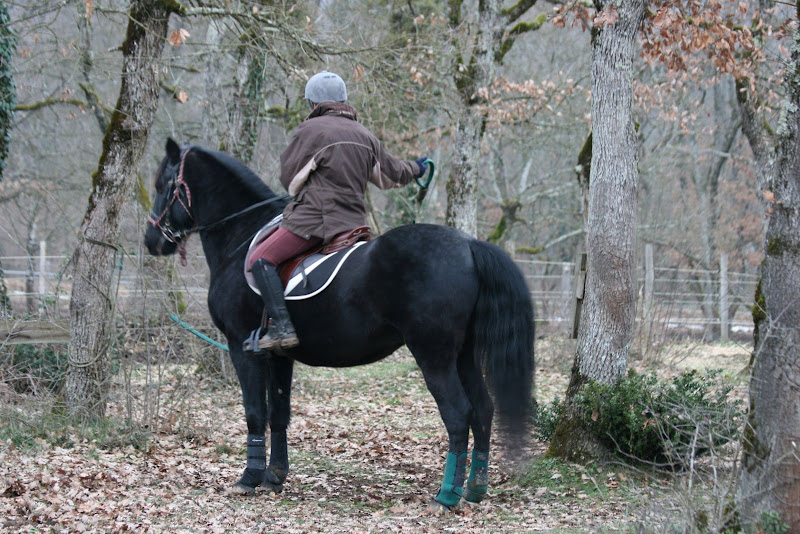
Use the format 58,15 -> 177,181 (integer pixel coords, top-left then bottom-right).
192,195 -> 290,234
148,147 -> 290,263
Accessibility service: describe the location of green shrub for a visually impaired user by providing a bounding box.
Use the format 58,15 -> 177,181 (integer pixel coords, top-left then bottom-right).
2,344 -> 67,395
576,369 -> 742,467
758,511 -> 789,534
532,397 -> 563,441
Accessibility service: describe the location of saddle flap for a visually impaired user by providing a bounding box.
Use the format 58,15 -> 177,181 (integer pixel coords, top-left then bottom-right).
282,241 -> 368,300
245,223 -> 371,300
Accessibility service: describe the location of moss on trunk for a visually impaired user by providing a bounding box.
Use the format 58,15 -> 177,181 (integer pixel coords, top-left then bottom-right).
545,364 -> 605,463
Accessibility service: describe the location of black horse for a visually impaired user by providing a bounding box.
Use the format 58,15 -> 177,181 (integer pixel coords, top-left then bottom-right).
144,139 -> 534,509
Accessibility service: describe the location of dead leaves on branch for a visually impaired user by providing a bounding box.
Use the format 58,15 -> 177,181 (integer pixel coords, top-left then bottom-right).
353,64 -> 365,83
553,0 -> 781,110
474,75 -> 587,130
593,5 -> 620,29
168,28 -> 190,48
642,1 -> 761,80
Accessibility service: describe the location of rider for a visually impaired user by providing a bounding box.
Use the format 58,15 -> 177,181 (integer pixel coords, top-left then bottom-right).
246,71 -> 429,352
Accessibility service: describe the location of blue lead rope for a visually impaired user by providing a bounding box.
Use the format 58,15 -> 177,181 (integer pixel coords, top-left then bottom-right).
169,314 -> 230,352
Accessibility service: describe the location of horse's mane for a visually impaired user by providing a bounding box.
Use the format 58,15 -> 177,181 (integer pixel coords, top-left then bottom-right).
193,146 -> 277,199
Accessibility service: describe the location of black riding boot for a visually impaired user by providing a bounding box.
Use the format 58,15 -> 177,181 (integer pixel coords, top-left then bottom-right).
243,259 -> 299,354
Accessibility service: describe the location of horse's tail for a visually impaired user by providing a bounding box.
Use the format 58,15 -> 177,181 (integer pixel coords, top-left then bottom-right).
468,239 -> 535,452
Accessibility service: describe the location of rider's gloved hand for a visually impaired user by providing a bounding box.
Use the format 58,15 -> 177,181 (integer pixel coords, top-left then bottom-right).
414,157 -> 429,178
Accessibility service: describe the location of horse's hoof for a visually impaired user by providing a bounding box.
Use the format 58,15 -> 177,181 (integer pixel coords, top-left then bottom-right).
429,499 -> 454,513
229,482 -> 257,496
261,480 -> 284,494
463,484 -> 488,503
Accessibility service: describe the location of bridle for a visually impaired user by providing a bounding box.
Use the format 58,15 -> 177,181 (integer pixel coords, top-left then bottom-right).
147,147 -> 290,262
148,148 -> 195,246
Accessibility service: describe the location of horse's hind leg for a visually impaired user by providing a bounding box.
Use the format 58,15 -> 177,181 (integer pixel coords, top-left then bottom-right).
264,355 -> 294,492
408,342 -> 471,509
457,340 -> 493,503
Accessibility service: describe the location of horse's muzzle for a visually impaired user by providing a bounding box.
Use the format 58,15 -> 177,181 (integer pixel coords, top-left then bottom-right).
144,224 -> 178,256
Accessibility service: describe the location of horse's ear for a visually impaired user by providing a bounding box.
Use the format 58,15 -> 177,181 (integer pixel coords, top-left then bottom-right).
166,138 -> 181,163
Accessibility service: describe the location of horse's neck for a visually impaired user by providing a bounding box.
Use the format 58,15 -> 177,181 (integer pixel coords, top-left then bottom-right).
188,160 -> 276,277
198,209 -> 270,276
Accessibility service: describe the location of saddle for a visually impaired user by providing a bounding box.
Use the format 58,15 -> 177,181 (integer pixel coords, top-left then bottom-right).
244,217 -> 372,299
276,226 -> 371,285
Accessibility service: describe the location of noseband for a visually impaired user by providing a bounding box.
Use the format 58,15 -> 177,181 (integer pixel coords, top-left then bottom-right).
147,148 -> 195,245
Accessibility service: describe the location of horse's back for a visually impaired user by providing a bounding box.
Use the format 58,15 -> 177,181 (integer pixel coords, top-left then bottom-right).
287,224 -> 480,366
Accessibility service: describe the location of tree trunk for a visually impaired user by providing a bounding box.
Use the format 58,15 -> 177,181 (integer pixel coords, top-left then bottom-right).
202,21 -> 224,148
219,40 -> 268,164
445,0 -> 500,237
446,113 -> 483,236
65,0 -> 172,420
547,0 -> 644,462
25,217 -> 36,314
736,4 -> 800,528
0,0 -> 15,182
0,0 -> 15,316
0,258 -> 9,317
77,14 -> 109,134
692,84 -> 739,341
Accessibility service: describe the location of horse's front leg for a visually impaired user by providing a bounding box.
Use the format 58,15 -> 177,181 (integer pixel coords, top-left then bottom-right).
228,344 -> 270,494
264,355 -> 294,492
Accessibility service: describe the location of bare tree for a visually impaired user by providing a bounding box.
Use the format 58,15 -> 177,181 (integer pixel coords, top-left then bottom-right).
547,0 -> 645,461
688,83 -> 740,341
735,2 -> 800,528
65,0 -> 175,419
0,0 -> 16,315
445,0 -> 545,236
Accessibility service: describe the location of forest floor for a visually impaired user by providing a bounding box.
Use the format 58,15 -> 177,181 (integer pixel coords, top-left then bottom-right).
0,337 -> 751,533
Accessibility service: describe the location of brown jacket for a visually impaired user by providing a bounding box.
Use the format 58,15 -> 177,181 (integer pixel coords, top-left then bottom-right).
279,102 -> 420,242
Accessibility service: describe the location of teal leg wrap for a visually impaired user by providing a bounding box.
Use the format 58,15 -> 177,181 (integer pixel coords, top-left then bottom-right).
464,450 -> 489,503
435,451 -> 467,508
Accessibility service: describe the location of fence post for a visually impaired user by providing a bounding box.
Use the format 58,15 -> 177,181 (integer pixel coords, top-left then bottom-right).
644,244 -> 655,349
38,241 -> 47,296
719,253 -> 728,342
568,251 -> 587,339
560,263 -> 572,324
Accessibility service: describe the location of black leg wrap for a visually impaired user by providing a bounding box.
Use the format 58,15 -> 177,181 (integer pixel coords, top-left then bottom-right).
246,434 -> 267,470
269,431 -> 288,471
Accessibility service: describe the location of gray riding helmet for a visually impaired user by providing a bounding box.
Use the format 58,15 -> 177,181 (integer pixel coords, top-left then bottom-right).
304,71 -> 347,106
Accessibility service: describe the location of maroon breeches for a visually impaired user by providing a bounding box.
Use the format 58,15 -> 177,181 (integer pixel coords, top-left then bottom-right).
247,227 -> 321,269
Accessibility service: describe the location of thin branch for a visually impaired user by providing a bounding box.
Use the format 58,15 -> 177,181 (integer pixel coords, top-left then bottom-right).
502,0 -> 540,23
14,98 -> 91,112
496,13 -> 547,63
517,228 -> 584,255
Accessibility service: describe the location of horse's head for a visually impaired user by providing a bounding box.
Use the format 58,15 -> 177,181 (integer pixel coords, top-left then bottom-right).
144,138 -> 195,256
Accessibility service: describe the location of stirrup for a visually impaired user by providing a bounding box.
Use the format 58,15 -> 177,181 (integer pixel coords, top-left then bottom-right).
242,325 -> 299,355
243,326 -> 265,354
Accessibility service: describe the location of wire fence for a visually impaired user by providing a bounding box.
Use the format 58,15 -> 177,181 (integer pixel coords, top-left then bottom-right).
1,246 -> 758,342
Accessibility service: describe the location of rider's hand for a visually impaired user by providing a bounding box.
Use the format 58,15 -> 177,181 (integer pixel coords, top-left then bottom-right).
414,157 -> 429,178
